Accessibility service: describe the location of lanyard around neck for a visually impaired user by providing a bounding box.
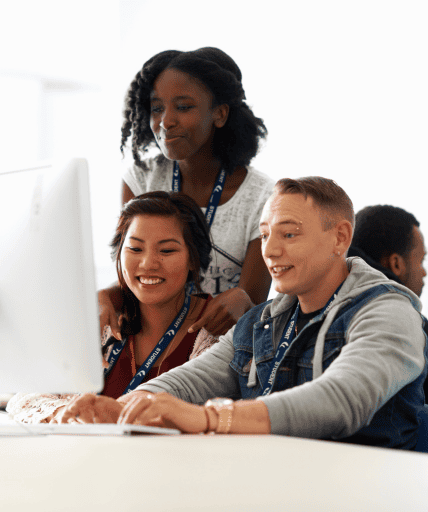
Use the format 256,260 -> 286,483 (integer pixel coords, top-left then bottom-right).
105,284 -> 194,394
261,284 -> 343,396
172,161 -> 226,229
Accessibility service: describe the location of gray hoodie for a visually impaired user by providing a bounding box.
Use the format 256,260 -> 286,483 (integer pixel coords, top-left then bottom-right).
137,258 -> 426,441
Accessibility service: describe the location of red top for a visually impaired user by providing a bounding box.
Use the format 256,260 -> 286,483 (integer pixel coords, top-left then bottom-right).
101,295 -> 213,399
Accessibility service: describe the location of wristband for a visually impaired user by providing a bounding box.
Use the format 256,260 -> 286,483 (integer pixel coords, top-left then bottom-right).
204,398 -> 234,434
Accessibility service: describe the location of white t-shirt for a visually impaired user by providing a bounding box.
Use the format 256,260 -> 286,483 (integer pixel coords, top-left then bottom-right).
122,154 -> 275,296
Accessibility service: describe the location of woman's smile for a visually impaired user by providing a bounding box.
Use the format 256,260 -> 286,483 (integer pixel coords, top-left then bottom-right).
136,276 -> 166,286
121,214 -> 191,308
163,136 -> 183,147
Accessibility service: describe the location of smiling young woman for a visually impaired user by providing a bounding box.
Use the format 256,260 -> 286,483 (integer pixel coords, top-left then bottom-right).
98,47 -> 274,341
101,191 -> 216,398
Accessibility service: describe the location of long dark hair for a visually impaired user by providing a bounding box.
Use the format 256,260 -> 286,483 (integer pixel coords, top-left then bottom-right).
111,191 -> 212,335
120,47 -> 267,175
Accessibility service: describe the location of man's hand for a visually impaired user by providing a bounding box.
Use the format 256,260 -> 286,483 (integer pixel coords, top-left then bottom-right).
188,288 -> 254,337
118,391 -> 207,433
117,391 -> 271,434
56,394 -> 124,424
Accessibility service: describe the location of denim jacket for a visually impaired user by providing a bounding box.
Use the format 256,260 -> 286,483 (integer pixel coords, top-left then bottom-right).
139,258 -> 427,449
230,260 -> 427,449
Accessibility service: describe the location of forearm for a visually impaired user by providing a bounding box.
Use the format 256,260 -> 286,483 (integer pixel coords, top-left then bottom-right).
238,274 -> 270,307
238,238 -> 271,305
206,399 -> 271,434
99,282 -> 123,311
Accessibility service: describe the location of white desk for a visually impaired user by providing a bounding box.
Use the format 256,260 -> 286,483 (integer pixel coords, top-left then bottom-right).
1,432 -> 428,512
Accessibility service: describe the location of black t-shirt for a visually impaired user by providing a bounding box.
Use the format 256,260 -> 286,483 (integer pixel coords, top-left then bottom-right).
295,306 -> 323,336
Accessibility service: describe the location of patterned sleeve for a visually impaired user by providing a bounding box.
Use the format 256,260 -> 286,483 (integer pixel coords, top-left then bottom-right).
6,332 -> 113,423
189,328 -> 220,360
6,392 -> 76,424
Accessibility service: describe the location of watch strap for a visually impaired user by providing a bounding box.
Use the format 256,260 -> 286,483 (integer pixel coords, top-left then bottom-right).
204,398 -> 234,434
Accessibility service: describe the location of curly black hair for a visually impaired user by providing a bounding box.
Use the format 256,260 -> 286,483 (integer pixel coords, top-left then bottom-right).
120,47 -> 267,175
110,191 -> 212,335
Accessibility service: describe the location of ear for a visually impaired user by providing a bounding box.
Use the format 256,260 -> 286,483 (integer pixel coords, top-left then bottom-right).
213,103 -> 229,128
380,253 -> 407,279
333,220 -> 353,256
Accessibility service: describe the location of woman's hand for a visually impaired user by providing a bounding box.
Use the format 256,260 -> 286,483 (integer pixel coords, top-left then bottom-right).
188,287 -> 254,337
118,391 -> 207,433
98,287 -> 122,341
55,394 -> 124,424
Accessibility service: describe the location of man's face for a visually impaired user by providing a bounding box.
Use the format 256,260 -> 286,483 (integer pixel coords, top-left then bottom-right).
402,226 -> 426,297
259,192 -> 340,298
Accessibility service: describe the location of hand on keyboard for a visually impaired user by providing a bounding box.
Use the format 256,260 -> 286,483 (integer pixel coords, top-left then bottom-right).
56,394 -> 124,424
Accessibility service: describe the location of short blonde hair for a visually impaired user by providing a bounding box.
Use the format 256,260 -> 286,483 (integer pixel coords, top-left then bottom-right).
274,176 -> 355,230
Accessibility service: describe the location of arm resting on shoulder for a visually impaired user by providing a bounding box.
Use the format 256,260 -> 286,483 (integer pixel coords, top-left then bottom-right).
188,239 -> 271,336
238,237 -> 271,306
98,283 -> 123,340
122,181 -> 135,205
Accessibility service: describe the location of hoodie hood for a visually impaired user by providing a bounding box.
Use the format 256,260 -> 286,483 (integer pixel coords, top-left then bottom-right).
263,256 -> 422,321
259,257 -> 422,380
347,245 -> 402,283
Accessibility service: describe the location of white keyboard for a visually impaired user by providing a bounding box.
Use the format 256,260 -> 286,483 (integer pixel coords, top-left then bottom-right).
0,413 -> 180,436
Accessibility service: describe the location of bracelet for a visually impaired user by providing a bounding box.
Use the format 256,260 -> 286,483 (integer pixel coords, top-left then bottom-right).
203,407 -> 213,434
204,398 -> 234,434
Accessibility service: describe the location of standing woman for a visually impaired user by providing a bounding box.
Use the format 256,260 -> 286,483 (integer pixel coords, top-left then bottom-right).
100,47 -> 274,338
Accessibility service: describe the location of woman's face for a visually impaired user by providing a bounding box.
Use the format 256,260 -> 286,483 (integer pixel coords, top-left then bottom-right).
149,68 -> 227,163
120,214 -> 192,309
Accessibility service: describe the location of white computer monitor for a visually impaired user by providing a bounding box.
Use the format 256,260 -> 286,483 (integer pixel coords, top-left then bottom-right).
0,158 -> 104,393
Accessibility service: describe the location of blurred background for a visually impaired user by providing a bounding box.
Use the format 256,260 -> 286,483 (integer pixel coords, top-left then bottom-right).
1,0 -> 427,313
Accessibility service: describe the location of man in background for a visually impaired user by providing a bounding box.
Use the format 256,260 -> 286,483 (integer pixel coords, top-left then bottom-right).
349,205 -> 426,297
349,205 -> 428,400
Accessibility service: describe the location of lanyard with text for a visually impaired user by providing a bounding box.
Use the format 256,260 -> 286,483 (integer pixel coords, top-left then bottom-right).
172,161 -> 226,228
261,284 -> 343,396
104,284 -> 194,394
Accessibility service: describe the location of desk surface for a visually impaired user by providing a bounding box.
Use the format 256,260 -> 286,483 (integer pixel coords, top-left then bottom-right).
1,432 -> 428,512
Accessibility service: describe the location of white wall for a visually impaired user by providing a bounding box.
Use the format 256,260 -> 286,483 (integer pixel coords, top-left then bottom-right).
0,0 -> 123,286
1,0 -> 427,312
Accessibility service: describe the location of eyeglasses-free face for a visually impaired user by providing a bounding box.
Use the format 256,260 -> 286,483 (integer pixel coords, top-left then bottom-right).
260,192 -> 347,310
120,214 -> 192,310
150,68 -> 227,164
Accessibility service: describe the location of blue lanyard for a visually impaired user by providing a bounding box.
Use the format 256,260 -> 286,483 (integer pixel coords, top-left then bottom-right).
105,284 -> 194,394
172,161 -> 226,228
261,284 -> 343,396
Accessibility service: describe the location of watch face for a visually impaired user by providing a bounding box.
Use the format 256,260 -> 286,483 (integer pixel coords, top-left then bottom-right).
209,398 -> 233,406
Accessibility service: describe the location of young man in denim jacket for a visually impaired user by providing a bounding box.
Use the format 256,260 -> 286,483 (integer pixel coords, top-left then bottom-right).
61,177 -> 427,449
